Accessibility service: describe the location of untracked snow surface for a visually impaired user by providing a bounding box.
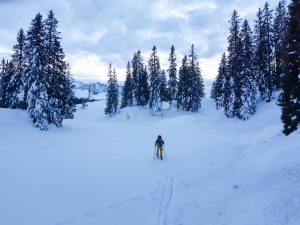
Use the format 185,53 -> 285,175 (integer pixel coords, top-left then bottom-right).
1,95 -> 300,225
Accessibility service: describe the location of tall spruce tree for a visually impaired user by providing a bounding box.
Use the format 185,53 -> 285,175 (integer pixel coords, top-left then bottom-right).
273,0 -> 288,90
131,52 -> 138,105
160,70 -> 168,102
121,61 -> 134,108
211,53 -> 227,109
60,65 -> 76,119
278,0 -> 300,135
7,29 -> 27,109
105,64 -> 119,116
132,50 -> 148,106
224,10 -> 242,118
188,44 -> 204,112
25,13 -> 51,130
0,59 -> 3,107
238,20 -> 257,120
0,60 -> 14,108
148,46 -> 162,115
0,59 -> 8,108
177,55 -> 189,110
44,10 -> 76,125
254,3 -> 275,101
139,65 -> 149,106
5,61 -> 16,108
168,45 -> 177,106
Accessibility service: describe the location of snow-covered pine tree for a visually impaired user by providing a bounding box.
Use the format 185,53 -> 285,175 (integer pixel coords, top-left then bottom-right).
254,3 -> 275,102
0,60 -> 14,108
7,28 -> 27,109
0,59 -> 8,108
278,0 -> 300,135
160,70 -> 168,102
168,45 -> 177,106
237,20 -> 257,120
105,64 -> 119,116
0,59 -> 2,106
63,67 -> 76,119
148,46 -> 162,116
211,53 -> 227,109
25,13 -> 50,130
132,50 -> 147,106
188,44 -> 204,112
5,61 -> 16,108
224,10 -> 242,118
131,52 -> 138,105
44,10 -> 76,126
254,7 -> 265,96
273,0 -> 288,90
177,55 -> 189,110
121,61 -> 134,108
138,65 -> 149,106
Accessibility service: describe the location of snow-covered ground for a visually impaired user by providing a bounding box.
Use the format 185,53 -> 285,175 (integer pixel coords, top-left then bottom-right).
1,94 -> 300,225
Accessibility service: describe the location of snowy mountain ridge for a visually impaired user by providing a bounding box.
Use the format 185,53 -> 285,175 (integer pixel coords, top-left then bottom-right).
73,80 -> 108,95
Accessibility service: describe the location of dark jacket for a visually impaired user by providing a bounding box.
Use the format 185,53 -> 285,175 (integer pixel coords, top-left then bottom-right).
155,137 -> 164,147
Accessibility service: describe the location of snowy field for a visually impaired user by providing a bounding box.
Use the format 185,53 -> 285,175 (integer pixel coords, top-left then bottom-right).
1,93 -> 300,225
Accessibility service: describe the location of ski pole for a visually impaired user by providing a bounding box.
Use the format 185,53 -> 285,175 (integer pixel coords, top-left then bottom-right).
164,145 -> 167,158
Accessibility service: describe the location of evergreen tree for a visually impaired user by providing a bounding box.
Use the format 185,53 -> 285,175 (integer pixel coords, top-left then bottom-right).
254,3 -> 275,101
60,66 -> 76,119
177,55 -> 189,110
139,65 -> 149,106
168,45 -> 177,106
148,46 -> 162,115
44,10 -> 76,125
278,0 -> 300,135
238,20 -> 257,120
121,61 -> 134,108
188,44 -> 204,112
0,59 -> 7,108
0,60 -> 14,108
211,53 -> 227,109
131,50 -> 148,106
224,10 -> 242,118
105,64 -> 119,116
7,29 -> 27,109
160,70 -> 168,102
131,52 -> 138,105
273,0 -> 288,90
25,13 -> 50,130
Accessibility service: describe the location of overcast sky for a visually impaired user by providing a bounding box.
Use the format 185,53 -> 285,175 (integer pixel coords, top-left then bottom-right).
0,0 -> 282,82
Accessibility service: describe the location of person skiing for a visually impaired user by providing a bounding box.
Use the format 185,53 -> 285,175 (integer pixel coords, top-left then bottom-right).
155,135 -> 165,160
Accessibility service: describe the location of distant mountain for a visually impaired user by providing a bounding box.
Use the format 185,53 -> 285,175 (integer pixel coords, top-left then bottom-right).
74,80 -> 108,95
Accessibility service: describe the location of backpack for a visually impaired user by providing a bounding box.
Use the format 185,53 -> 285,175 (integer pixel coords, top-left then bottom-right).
156,137 -> 163,147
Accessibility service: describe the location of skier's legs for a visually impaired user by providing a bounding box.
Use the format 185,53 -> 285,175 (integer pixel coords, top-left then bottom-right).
159,146 -> 163,160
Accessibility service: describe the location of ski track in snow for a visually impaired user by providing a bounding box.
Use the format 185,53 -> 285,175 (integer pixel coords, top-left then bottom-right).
55,218 -> 74,225
159,172 -> 175,225
53,188 -> 162,225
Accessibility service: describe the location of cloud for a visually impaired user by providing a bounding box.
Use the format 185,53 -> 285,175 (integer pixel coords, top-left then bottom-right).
136,29 -> 173,41
151,0 -> 217,20
67,51 -> 126,82
67,51 -> 108,82
0,45 -> 12,54
68,28 -> 108,44
199,54 -> 221,79
0,44 -> 13,59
